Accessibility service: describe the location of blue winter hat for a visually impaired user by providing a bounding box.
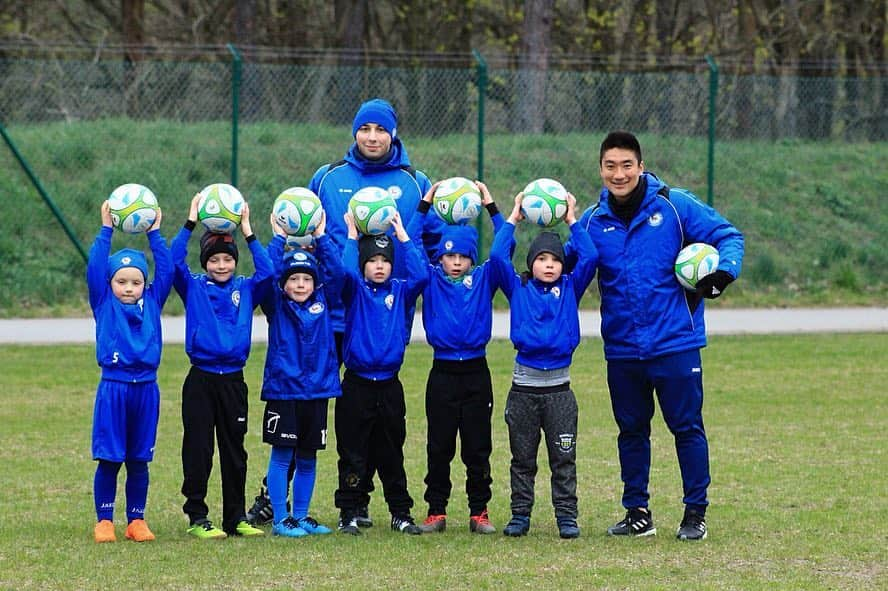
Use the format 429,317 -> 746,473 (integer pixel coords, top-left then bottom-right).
435,225 -> 478,264
279,249 -> 319,287
108,248 -> 148,281
352,98 -> 398,138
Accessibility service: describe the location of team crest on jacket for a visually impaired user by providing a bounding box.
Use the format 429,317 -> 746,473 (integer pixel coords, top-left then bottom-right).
557,432 -> 576,452
231,290 -> 241,306
462,275 -> 473,288
648,212 -> 663,227
384,294 -> 394,310
309,302 -> 325,314
388,185 -> 403,200
551,286 -> 561,298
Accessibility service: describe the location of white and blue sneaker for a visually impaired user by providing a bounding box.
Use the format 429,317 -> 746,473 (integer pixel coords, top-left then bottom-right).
296,516 -> 332,535
272,517 -> 308,538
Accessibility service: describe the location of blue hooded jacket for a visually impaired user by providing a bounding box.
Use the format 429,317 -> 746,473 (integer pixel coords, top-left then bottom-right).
566,172 -> 744,360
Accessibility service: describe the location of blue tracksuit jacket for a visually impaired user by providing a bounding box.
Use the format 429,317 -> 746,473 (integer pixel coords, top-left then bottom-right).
86,226 -> 174,382
170,225 -> 274,374
340,235 -> 428,380
567,172 -> 745,360
259,234 -> 343,400
489,222 -> 598,371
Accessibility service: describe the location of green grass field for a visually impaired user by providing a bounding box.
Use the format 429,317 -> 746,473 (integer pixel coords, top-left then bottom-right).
0,334 -> 885,590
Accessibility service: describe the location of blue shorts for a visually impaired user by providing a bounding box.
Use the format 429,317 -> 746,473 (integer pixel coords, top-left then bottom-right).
91,379 -> 160,462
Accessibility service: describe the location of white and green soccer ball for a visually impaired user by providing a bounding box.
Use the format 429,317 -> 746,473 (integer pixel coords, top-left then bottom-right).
433,177 -> 482,225
521,178 -> 568,227
197,183 -> 244,234
674,243 -> 720,290
273,187 -> 323,237
348,186 -> 397,235
108,183 -> 159,234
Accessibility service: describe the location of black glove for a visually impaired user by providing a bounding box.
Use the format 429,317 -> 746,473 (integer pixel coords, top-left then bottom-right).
695,270 -> 734,300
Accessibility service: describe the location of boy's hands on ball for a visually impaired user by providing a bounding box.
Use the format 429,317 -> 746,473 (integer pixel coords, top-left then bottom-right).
148,207 -> 162,232
476,180 -> 494,206
422,181 -> 441,204
344,211 -> 358,240
312,210 -> 326,238
188,194 -> 200,223
391,212 -> 409,242
270,212 -> 286,237
101,200 -> 113,228
508,192 -> 526,225
239,202 -> 252,236
564,192 -> 578,225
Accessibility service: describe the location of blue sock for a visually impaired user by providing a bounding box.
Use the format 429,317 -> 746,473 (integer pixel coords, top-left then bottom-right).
268,446 -> 295,524
94,460 -> 121,521
291,455 -> 317,520
124,460 -> 149,522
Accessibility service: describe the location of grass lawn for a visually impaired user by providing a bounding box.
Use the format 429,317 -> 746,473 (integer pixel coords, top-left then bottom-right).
0,334 -> 885,590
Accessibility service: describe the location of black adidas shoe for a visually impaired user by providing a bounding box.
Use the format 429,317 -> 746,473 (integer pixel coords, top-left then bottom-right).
391,514 -> 422,535
607,508 -> 657,537
246,486 -> 274,526
355,505 -> 373,528
338,512 -> 361,536
676,509 -> 707,541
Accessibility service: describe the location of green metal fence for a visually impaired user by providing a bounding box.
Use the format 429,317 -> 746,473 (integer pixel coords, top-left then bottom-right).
0,46 -> 885,309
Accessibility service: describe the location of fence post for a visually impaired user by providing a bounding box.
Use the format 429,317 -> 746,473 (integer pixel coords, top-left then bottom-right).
227,43 -> 242,188
0,121 -> 87,262
473,49 -> 488,256
705,55 -> 718,206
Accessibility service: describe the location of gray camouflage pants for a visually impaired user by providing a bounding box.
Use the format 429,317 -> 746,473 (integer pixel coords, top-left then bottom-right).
504,384 -> 578,519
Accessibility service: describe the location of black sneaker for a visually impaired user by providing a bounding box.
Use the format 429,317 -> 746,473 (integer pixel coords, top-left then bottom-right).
355,505 -> 373,528
502,514 -> 530,537
607,508 -> 656,537
338,512 -> 361,536
676,509 -> 707,541
556,516 -> 580,539
246,485 -> 274,526
391,514 -> 422,535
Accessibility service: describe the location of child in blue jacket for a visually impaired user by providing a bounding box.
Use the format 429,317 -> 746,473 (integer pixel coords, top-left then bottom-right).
87,200 -> 173,543
334,211 -> 428,536
170,195 -> 273,539
406,181 -> 506,535
489,191 -> 598,539
259,212 -> 343,538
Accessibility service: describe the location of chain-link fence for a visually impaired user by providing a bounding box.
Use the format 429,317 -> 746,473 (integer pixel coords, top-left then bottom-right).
1,46 -> 886,312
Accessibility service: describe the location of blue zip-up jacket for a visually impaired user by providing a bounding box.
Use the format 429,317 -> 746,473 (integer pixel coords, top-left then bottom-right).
489,221 -> 598,371
170,224 -> 274,374
86,226 -> 174,382
407,207 -> 506,361
259,234 -> 343,400
309,139 -> 446,332
341,235 -> 428,380
567,172 -> 744,360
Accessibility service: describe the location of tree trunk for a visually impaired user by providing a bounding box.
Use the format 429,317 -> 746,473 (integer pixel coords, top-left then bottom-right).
122,0 -> 144,118
517,0 -> 554,134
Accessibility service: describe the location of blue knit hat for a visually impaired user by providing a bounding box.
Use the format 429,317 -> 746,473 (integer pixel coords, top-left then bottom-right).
108,248 -> 148,281
279,249 -> 319,287
352,98 -> 398,138
435,225 -> 478,264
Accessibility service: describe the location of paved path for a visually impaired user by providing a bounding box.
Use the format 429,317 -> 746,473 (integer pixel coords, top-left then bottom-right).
1,308 -> 886,345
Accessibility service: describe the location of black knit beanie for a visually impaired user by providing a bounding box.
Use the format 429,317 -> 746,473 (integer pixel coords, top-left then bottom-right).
358,234 -> 394,270
200,232 -> 239,269
526,231 -> 564,270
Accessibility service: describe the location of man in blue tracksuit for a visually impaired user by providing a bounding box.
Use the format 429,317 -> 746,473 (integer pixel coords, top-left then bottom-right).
566,131 -> 744,541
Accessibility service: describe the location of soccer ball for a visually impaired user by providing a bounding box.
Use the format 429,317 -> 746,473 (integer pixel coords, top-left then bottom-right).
521,178 -> 568,227
197,183 -> 244,234
348,186 -> 397,235
108,183 -> 159,234
273,187 -> 323,237
674,243 -> 720,290
433,177 -> 482,225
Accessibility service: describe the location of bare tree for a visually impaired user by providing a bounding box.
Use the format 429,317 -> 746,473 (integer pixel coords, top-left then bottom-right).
122,0 -> 144,117
517,0 -> 553,133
